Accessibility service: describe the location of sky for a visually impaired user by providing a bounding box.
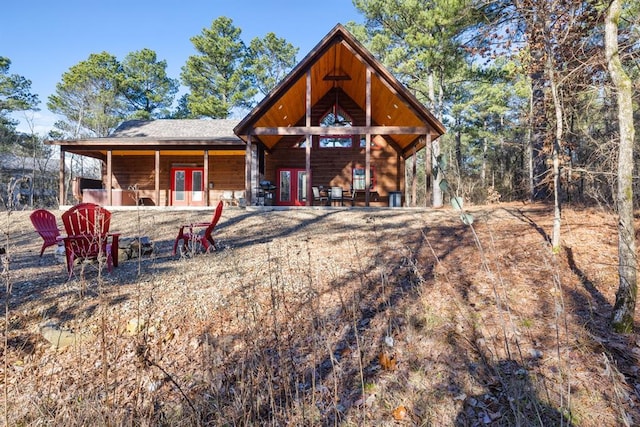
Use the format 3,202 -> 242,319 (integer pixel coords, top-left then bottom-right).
1,0 -> 363,135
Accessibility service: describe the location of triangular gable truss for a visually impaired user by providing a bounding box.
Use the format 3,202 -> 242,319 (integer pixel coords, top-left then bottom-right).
234,23 -> 445,158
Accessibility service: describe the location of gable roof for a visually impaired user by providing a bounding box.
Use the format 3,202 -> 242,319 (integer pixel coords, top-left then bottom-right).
234,23 -> 445,156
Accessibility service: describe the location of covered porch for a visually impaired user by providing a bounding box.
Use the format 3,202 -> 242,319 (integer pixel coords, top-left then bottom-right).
48,120 -> 246,208
234,24 -> 445,208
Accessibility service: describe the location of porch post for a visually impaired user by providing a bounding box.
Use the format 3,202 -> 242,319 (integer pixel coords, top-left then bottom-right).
245,135 -> 253,205
365,68 -> 372,206
305,69 -> 312,206
411,146 -> 417,207
203,149 -> 209,206
106,150 -> 113,206
432,134 -> 443,208
425,133 -> 432,207
59,149 -> 65,206
155,150 -> 160,206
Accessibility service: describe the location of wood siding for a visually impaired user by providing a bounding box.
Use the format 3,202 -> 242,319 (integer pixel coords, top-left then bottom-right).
262,87 -> 406,205
103,153 -> 245,206
266,137 -> 403,194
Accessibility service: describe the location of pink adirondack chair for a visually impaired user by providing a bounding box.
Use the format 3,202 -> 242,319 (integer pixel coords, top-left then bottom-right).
61,203 -> 120,278
173,201 -> 224,255
30,209 -> 61,256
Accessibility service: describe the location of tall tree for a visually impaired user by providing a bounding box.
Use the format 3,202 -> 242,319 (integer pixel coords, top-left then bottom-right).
170,94 -> 193,119
246,33 -> 299,96
605,0 -> 637,333
0,57 -> 39,149
352,0 -> 485,207
47,52 -> 124,138
121,48 -> 179,120
181,17 -> 256,118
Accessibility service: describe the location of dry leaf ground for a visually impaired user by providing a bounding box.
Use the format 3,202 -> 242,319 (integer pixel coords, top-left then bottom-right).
1,202 -> 639,426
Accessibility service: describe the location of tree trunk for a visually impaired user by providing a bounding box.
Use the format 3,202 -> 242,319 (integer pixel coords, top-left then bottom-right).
527,4 -> 549,201
605,0 -> 637,333
548,58 -> 562,251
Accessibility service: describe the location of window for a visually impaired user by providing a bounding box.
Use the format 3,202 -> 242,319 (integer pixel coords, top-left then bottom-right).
319,136 -> 352,148
352,167 -> 376,190
319,106 -> 353,148
320,106 -> 352,127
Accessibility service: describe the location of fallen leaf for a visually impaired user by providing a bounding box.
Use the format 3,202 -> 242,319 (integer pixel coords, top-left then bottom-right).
379,352 -> 397,371
392,405 -> 407,420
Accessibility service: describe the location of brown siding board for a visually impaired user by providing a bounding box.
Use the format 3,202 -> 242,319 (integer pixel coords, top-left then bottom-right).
265,132 -> 403,200
109,153 -> 245,206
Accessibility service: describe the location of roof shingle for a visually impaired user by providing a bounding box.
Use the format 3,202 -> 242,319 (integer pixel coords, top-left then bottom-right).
111,119 -> 241,140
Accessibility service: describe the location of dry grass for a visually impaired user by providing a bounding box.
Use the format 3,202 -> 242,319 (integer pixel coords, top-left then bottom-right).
1,202 -> 639,426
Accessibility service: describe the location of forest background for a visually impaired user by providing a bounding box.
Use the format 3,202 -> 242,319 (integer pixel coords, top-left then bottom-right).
1,0 -> 639,331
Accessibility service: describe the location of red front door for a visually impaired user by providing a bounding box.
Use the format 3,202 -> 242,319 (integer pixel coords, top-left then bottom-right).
171,167 -> 205,206
276,168 -> 308,206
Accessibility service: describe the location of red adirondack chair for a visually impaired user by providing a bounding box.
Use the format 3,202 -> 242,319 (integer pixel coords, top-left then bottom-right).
30,209 -> 61,256
61,203 -> 120,278
173,201 -> 224,255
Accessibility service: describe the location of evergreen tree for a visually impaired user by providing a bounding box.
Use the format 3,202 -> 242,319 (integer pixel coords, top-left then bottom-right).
47,52 -> 125,138
246,32 -> 299,96
121,48 -> 179,120
0,56 -> 39,150
181,17 -> 256,118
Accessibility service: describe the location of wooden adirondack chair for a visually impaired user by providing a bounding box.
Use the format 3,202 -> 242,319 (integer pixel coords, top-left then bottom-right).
30,209 -> 61,256
173,201 -> 224,255
61,203 -> 120,278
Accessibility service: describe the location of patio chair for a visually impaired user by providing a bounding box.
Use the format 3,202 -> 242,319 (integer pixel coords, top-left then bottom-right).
221,190 -> 235,206
61,203 -> 120,278
330,186 -> 345,206
173,200 -> 224,256
233,190 -> 246,207
343,187 -> 355,206
312,186 -> 328,206
30,209 -> 61,256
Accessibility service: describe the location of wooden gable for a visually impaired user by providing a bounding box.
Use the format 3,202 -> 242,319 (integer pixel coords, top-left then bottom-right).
234,24 -> 445,158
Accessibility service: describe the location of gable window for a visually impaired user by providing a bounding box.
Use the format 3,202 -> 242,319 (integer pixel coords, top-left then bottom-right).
352,166 -> 376,190
319,105 -> 353,148
319,136 -> 352,148
321,105 -> 352,127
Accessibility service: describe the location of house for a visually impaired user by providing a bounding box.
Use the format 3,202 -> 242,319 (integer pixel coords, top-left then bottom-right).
0,153 -> 58,207
52,119 -> 245,207
47,24 -> 445,208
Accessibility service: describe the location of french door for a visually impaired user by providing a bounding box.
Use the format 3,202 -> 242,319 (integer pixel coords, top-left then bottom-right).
276,168 -> 308,206
171,167 -> 205,207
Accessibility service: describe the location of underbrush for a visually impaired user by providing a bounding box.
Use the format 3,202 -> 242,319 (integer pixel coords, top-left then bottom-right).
1,205 -> 638,425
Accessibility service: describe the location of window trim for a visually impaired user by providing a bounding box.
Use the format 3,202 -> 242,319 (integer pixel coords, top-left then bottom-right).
352,166 -> 376,190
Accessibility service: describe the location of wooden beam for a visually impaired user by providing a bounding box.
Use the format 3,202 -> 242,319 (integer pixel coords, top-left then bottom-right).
251,126 -> 431,136
203,150 -> 209,206
365,68 -> 371,206
425,133 -> 432,207
155,150 -> 160,206
106,150 -> 113,206
306,69 -> 312,206
59,149 -> 65,206
411,146 -> 417,207
245,135 -> 252,205
51,138 -> 245,146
